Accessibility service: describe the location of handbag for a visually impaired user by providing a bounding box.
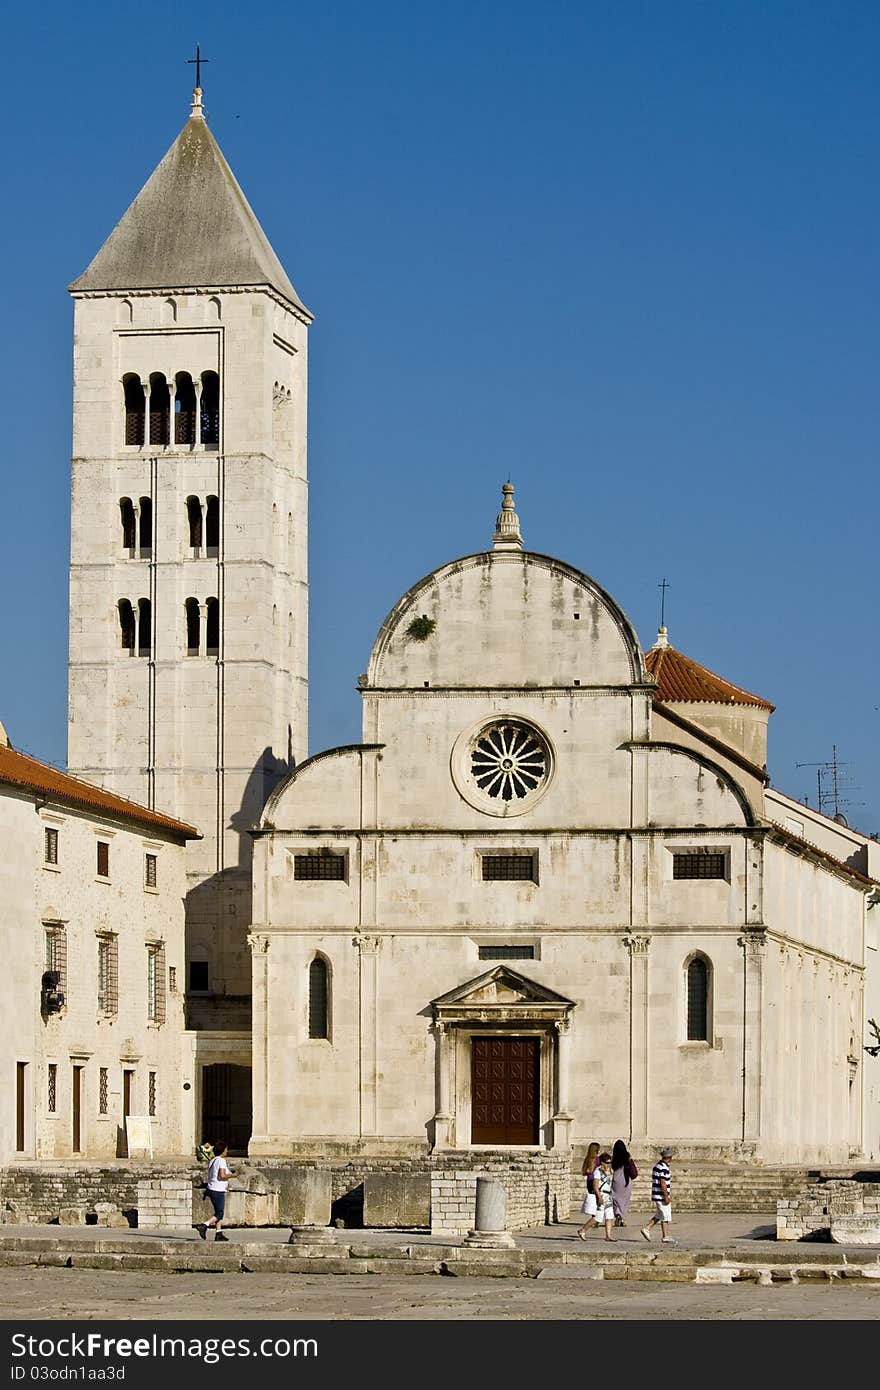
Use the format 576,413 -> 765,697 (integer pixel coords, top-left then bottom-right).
626,1156 -> 638,1180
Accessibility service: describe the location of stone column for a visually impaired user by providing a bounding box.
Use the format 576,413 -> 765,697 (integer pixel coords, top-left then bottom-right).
168,375 -> 177,445
356,934 -> 381,1138
432,1020 -> 453,1149
463,1175 -> 515,1249
248,933 -> 270,1144
624,936 -> 651,1144
739,929 -> 765,1144
194,379 -> 203,446
198,602 -> 208,658
550,1018 -> 573,1151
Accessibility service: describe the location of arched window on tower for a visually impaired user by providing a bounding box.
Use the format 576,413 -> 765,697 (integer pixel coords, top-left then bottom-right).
200,371 -> 219,447
185,598 -> 200,655
205,496 -> 219,557
175,372 -> 197,445
205,597 -> 219,656
138,497 -> 152,556
186,496 -> 202,553
148,374 -> 170,446
118,600 -> 135,655
137,598 -> 152,657
308,956 -> 330,1040
123,375 -> 145,446
119,498 -> 136,554
686,955 -> 711,1042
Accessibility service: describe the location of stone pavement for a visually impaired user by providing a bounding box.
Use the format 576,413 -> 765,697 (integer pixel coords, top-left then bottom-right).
0,1213 -> 878,1283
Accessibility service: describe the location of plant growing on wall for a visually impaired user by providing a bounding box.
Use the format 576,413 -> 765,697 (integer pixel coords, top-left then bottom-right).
406,614 -> 436,641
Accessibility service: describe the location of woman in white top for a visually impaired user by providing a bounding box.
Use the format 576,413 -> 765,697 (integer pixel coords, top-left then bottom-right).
197,1140 -> 236,1241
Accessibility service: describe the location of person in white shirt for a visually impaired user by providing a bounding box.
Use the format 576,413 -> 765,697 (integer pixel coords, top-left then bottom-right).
197,1140 -> 236,1241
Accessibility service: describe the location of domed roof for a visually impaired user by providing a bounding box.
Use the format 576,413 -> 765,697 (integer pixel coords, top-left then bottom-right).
645,628 -> 774,710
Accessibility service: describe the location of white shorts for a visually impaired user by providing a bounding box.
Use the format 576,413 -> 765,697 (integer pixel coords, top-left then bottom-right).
580,1192 -> 599,1216
653,1201 -> 672,1223
597,1201 -> 614,1223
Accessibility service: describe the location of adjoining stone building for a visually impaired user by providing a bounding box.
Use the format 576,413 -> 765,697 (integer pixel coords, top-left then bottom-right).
249,486 -> 880,1167
0,725 -> 197,1162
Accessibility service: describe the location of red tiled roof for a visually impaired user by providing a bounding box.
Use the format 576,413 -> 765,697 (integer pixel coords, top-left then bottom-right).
645,644 -> 774,710
0,742 -> 199,840
765,819 -> 878,889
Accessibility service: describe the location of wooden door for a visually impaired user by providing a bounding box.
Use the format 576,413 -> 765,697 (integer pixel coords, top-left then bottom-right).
72,1065 -> 82,1153
471,1036 -> 539,1145
16,1062 -> 26,1153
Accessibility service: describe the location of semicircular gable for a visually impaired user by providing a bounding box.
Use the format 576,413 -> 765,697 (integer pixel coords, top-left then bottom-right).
642,743 -> 756,827
260,745 -> 382,830
366,551 -> 647,690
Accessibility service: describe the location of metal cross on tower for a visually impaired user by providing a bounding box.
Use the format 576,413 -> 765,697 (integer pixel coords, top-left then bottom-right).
658,577 -> 670,629
187,45 -> 210,89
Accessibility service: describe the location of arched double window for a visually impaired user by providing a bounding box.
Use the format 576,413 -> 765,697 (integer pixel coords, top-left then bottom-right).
175,372 -> 197,445
123,375 -> 145,446
148,373 -> 170,446
685,954 -> 712,1042
308,956 -> 331,1040
200,371 -> 220,447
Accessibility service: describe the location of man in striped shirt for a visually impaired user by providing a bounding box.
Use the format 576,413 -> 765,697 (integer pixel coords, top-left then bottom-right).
641,1147 -> 677,1244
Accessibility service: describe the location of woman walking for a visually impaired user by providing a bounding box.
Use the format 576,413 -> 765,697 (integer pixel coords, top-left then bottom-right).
576,1141 -> 601,1238
610,1137 -> 637,1226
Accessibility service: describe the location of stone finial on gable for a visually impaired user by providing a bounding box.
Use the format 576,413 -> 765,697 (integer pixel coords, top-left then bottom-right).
651,625 -> 671,651
191,87 -> 205,120
492,481 -> 523,551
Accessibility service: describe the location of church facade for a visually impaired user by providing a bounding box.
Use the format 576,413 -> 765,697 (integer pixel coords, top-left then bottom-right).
49,87 -> 879,1169
249,489 -> 880,1167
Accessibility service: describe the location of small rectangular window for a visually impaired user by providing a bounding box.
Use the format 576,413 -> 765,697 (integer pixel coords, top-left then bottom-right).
294,852 -> 346,881
97,935 -> 118,1015
145,853 -> 157,889
44,827 -> 58,865
168,965 -> 177,994
47,1064 -> 57,1113
97,841 -> 110,878
189,961 -> 209,993
478,945 -> 536,960
672,852 -> 727,880
99,1067 -> 108,1116
148,1071 -> 157,1118
481,854 -> 536,882
148,944 -> 166,1024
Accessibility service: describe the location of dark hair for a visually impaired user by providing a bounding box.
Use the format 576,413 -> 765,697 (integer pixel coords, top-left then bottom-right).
611,1138 -> 629,1171
598,1152 -> 611,1163
213,1140 -> 228,1155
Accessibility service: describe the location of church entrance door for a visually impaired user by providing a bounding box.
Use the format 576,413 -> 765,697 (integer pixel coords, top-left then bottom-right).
201,1064 -> 252,1155
471,1036 -> 539,1144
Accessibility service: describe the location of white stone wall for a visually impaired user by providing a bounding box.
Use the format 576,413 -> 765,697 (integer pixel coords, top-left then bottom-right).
0,782 -> 187,1162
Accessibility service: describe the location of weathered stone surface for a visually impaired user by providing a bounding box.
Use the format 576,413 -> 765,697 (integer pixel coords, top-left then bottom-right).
275,1168 -> 331,1227
58,1208 -> 86,1226
362,1174 -> 430,1228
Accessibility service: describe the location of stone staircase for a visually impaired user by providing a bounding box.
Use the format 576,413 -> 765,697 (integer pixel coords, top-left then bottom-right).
568,1163 -> 867,1214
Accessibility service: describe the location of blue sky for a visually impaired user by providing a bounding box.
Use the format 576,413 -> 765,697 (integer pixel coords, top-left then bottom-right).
0,1 -> 877,831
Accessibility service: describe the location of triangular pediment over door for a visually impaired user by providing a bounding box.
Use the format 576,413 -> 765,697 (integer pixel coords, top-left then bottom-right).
431,966 -> 575,1025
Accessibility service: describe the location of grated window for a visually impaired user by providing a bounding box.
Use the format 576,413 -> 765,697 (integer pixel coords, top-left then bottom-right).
673,852 -> 726,880
45,925 -> 67,992
44,827 -> 58,865
99,1068 -> 108,1115
148,1071 -> 157,1117
97,935 -> 118,1015
481,855 -> 536,882
478,945 -> 535,960
47,1064 -> 57,1113
687,958 -> 709,1040
145,853 -> 157,889
97,841 -> 110,878
308,957 -> 330,1039
295,853 -> 346,881
148,944 -> 166,1024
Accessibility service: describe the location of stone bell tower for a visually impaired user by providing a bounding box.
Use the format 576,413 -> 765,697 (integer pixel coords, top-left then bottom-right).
67,82 -> 311,1033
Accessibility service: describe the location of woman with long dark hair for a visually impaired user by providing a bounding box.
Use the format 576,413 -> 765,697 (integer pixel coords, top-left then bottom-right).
610,1138 -> 637,1226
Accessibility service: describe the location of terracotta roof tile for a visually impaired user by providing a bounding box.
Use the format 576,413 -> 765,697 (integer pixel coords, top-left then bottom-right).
0,743 -> 199,840
645,644 -> 774,710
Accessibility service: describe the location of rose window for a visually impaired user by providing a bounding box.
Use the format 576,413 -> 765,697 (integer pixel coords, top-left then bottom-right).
469,722 -> 549,802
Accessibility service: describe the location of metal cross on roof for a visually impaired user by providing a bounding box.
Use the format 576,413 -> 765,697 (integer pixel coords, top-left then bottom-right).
187,44 -> 210,89
658,577 -> 670,629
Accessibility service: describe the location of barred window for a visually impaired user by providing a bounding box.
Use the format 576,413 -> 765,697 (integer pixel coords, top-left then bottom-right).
47,1064 -> 57,1113
168,966 -> 177,994
97,841 -> 110,878
295,852 -> 346,881
478,945 -> 535,960
481,854 -> 536,882
148,1071 -> 157,1117
148,943 -> 166,1024
44,827 -> 58,865
145,853 -> 157,889
672,852 -> 726,880
97,935 -> 118,1015
45,925 -> 67,992
308,957 -> 330,1040
687,957 -> 710,1041
99,1067 -> 108,1115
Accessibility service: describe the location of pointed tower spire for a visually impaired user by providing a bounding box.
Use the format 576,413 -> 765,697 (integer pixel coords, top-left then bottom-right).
492,481 -> 523,551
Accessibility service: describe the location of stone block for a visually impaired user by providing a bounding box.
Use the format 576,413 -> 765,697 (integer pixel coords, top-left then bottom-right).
58,1208 -> 86,1226
274,1168 -> 331,1227
362,1174 -> 431,1229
